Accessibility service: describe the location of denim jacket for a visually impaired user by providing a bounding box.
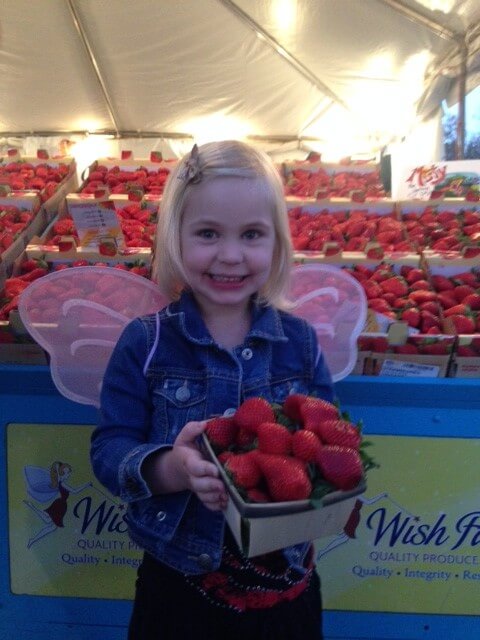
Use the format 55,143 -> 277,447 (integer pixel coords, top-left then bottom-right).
91,291 -> 334,575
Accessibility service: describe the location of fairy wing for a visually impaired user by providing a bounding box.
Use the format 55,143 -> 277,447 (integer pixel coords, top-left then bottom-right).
18,266 -> 169,407
24,465 -> 57,502
288,263 -> 367,381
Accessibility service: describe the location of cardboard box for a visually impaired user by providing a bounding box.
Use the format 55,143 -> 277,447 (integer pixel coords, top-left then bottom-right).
25,196 -> 153,265
449,335 -> 480,378
0,152 -> 78,218
202,435 -> 366,557
79,155 -> 176,196
0,193 -> 45,275
356,327 -> 455,377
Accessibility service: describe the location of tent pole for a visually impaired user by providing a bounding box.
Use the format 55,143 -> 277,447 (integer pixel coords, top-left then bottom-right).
66,0 -> 121,137
455,39 -> 468,160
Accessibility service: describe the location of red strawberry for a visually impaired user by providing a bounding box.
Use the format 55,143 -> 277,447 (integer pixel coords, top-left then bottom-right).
400,307 -> 420,328
317,445 -> 363,491
282,393 -> 309,422
246,487 -> 270,503
234,397 -> 275,433
443,304 -> 469,317
218,451 -> 235,466
236,427 -> 256,448
205,417 -> 238,450
314,419 -> 361,449
224,452 -> 262,490
291,430 -> 322,463
379,276 -> 408,297
300,397 -> 339,430
446,314 -> 476,334
256,454 -> 312,502
257,422 -> 292,455
453,284 -> 475,303
430,274 -> 455,291
463,293 -> 480,310
404,268 -> 427,284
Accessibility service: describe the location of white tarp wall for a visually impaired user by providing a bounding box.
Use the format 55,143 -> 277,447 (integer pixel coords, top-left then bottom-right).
1,0 -> 479,174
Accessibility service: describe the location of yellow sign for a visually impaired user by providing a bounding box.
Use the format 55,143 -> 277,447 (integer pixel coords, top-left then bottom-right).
318,434 -> 480,615
7,423 -> 140,599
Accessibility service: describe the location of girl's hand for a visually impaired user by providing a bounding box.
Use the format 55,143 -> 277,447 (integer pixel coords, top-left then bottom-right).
174,421 -> 228,511
142,420 -> 228,511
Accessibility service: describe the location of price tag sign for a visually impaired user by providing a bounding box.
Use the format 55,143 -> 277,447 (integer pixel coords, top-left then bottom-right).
68,199 -> 125,255
380,359 -> 440,377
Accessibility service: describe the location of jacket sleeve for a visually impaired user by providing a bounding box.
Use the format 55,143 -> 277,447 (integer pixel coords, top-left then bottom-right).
310,325 -> 335,403
90,318 -> 168,501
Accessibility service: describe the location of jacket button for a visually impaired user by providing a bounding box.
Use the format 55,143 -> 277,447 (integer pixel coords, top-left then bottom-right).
197,553 -> 213,570
175,386 -> 191,402
241,348 -> 253,360
156,511 -> 166,521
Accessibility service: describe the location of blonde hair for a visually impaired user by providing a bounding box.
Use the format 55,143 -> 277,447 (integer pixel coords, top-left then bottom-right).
152,140 -> 292,307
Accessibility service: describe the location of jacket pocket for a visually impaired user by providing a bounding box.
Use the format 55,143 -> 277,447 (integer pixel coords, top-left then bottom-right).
152,376 -> 207,441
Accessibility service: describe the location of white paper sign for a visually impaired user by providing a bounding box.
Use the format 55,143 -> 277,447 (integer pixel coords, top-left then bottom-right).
380,359 -> 440,377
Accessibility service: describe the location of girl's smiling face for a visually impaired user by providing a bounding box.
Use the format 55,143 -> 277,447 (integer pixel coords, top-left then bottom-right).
180,177 -> 275,316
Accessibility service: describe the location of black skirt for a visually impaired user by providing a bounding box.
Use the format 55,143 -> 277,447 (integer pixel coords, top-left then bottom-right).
128,551 -> 323,640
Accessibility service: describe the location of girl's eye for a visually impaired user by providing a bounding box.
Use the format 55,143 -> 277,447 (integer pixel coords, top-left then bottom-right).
243,229 -> 261,240
198,229 -> 217,239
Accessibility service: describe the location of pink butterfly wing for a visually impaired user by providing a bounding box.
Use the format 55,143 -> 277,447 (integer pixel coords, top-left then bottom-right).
18,267 -> 169,407
288,263 -> 367,381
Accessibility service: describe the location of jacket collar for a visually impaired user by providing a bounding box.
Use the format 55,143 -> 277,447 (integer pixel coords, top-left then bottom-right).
165,290 -> 288,345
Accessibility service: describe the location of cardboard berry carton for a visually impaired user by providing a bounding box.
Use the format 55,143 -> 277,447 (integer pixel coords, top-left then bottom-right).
0,193 -> 45,275
448,335 -> 480,378
202,435 -> 365,557
0,150 -> 78,217
201,396 -> 370,557
424,257 -> 480,335
398,198 -> 480,255
282,160 -> 386,200
286,198 -> 414,257
79,151 -> 177,197
356,324 -> 455,377
25,192 -> 153,265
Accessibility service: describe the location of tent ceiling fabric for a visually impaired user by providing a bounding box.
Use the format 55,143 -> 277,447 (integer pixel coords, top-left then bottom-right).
1,0 -> 479,156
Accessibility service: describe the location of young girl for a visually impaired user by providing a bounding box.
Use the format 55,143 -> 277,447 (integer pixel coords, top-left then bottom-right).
90,140 -> 334,639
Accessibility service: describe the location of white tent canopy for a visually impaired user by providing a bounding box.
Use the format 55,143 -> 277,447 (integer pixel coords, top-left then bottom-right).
1,0 -> 480,166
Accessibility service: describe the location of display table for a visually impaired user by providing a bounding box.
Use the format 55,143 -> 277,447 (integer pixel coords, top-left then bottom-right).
2,365 -> 479,639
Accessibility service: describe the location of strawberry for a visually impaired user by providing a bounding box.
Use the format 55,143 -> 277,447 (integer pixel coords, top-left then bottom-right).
224,452 -> 262,490
256,454 -> 312,502
400,307 -> 420,328
246,487 -> 270,503
430,274 -> 454,291
379,276 -> 408,298
404,268 -> 427,284
314,419 -> 361,449
317,445 -> 363,491
236,427 -> 256,448
463,293 -> 480,310
446,314 -> 476,334
443,304 -> 469,317
291,430 -> 322,463
437,290 -> 459,310
282,393 -> 309,422
234,397 -> 275,433
257,422 -> 292,455
205,417 -> 238,450
299,397 -> 339,430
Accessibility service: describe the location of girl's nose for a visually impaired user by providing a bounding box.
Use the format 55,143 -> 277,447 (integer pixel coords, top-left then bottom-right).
218,239 -> 243,263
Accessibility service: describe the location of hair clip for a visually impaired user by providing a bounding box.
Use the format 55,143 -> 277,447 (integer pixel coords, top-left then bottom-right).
178,143 -> 202,184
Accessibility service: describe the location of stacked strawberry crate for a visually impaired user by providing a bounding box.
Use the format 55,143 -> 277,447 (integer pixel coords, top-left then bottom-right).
79,151 -> 176,197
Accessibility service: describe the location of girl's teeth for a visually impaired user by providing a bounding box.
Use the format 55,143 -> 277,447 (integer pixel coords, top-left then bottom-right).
211,275 -> 243,282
